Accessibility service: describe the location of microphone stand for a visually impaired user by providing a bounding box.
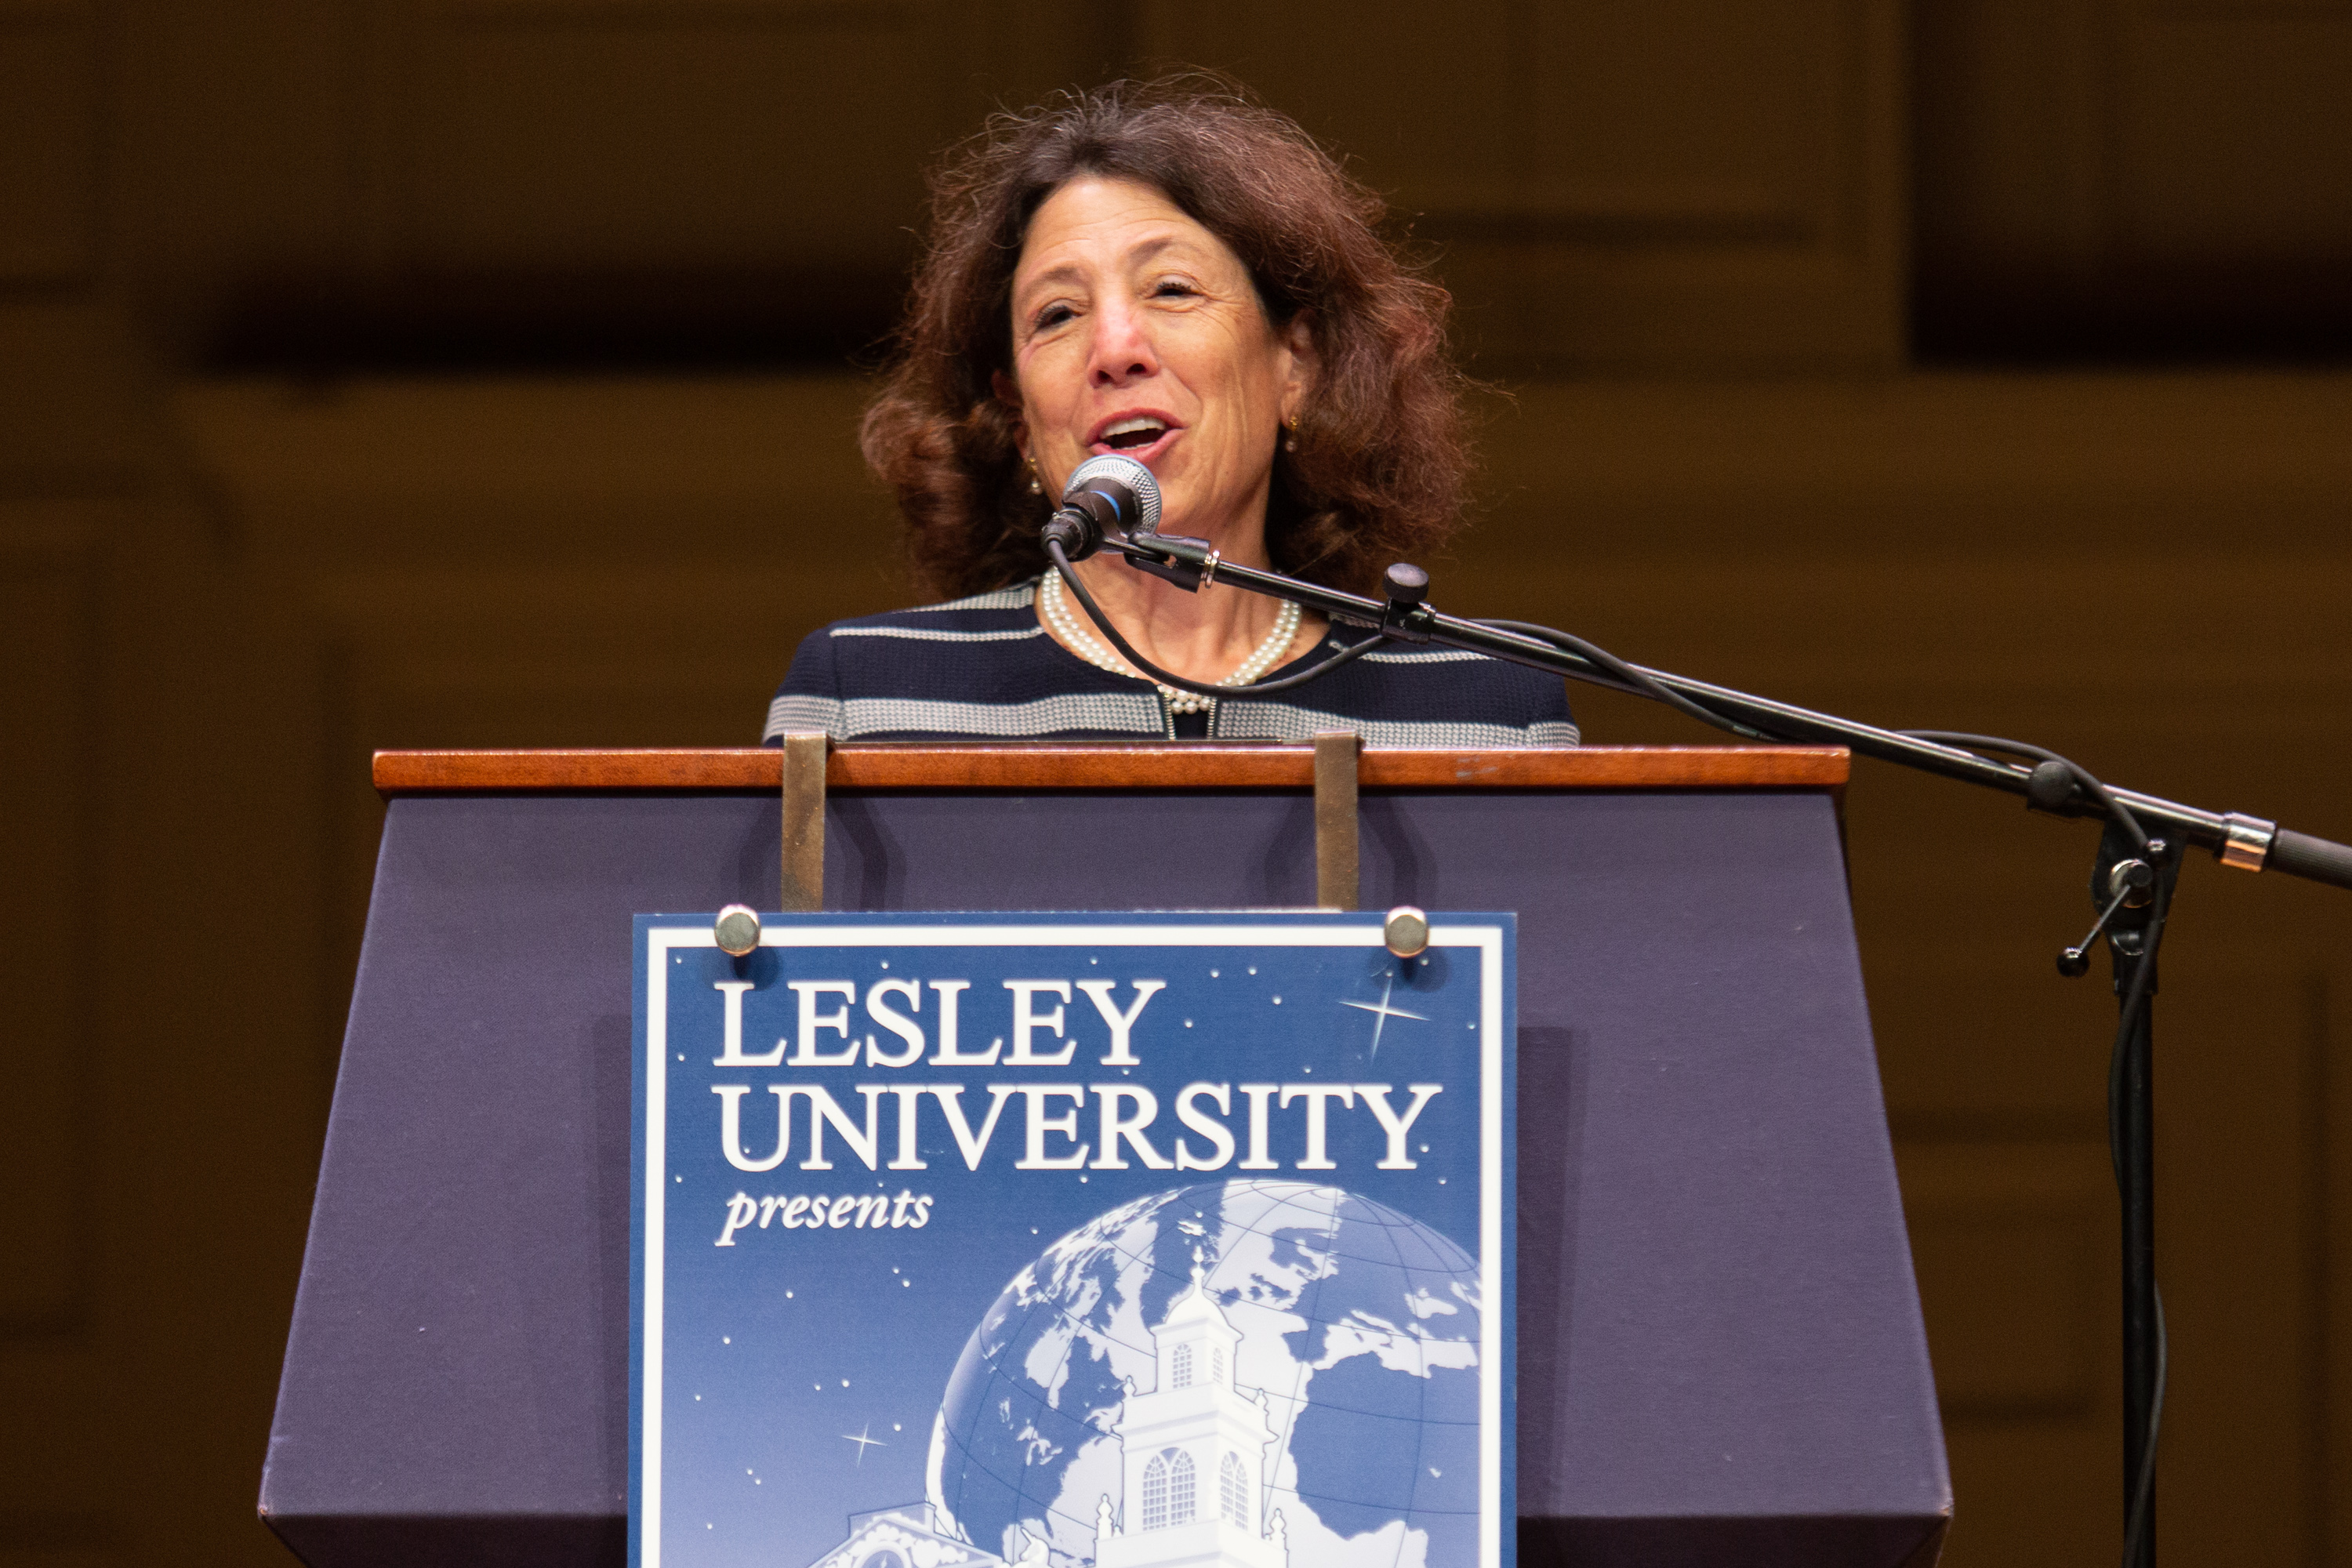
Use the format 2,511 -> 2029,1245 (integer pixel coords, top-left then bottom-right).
1060,523 -> 2352,1568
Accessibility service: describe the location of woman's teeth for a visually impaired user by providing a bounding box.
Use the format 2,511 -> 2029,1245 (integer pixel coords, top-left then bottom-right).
1102,418 -> 1167,450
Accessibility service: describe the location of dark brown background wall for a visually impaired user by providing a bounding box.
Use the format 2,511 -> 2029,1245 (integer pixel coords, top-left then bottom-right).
5,4 -> 2350,1566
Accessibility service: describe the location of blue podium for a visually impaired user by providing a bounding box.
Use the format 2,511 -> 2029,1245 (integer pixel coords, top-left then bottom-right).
260,743 -> 1948,1568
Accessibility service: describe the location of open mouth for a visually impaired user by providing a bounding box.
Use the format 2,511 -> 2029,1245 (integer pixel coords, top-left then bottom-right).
1098,416 -> 1171,452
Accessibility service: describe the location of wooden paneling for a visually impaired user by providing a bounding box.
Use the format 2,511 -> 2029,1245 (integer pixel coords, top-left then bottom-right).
1898,1140 -> 2105,1419
0,1 -> 100,284
0,506 -> 110,1565
2151,957 -> 2328,1564
1142,0 -> 1907,370
122,0 -> 1117,362
0,304 -> 159,490
398,0 -> 939,273
95,0 -> 2352,368
0,514 -> 96,1333
111,0 -> 1909,371
1916,0 -> 2352,353
1517,2 -> 1844,238
0,9 -> 139,1552
62,490 -> 339,1568
172,374 -> 898,564
2113,9 -> 2352,256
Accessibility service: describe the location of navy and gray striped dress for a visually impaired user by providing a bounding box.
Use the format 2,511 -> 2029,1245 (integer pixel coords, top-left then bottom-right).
764,578 -> 1578,746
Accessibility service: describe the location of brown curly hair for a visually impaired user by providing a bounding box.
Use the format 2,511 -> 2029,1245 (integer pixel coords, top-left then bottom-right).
859,76 -> 1474,601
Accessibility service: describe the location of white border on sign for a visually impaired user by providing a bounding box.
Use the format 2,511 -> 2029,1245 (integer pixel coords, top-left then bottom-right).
640,920 -> 1508,1568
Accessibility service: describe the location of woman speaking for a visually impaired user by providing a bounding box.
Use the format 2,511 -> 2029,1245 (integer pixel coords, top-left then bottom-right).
764,78 -> 1577,746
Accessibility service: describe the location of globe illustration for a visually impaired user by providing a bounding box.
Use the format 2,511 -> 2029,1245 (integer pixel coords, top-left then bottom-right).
927,1181 -> 1482,1568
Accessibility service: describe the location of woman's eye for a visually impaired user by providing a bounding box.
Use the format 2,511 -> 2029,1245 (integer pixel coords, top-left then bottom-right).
1033,303 -> 1074,331
1152,280 -> 1197,299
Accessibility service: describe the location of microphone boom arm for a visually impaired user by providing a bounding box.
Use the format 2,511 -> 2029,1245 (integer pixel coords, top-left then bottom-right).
1080,529 -> 2352,890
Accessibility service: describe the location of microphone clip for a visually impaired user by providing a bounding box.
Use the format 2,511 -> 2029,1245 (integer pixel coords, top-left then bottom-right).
1121,531 -> 1217,593
1379,563 -> 1436,643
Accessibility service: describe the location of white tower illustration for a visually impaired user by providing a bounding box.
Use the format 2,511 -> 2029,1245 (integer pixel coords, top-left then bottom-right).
1094,1260 -> 1288,1568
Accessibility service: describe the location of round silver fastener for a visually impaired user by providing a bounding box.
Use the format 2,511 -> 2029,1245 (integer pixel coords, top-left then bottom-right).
713,904 -> 762,957
1384,905 -> 1429,959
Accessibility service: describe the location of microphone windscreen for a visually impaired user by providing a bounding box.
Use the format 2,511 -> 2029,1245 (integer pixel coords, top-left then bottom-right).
1062,453 -> 1162,535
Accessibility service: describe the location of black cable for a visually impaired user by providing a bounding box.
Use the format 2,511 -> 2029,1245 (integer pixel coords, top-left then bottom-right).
1044,543 -> 1383,698
2127,1287 -> 2167,1568
1898,731 -> 2151,853
2108,862 -> 2172,1568
1474,620 -> 1780,741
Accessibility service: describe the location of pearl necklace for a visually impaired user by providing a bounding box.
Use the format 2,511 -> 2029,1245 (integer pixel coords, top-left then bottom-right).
1042,569 -> 1301,715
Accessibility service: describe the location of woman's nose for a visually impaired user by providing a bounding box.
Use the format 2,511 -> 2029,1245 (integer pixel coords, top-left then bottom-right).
1087,297 -> 1158,387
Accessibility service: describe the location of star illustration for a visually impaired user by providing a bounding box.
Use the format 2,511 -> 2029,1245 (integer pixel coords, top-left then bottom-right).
1340,971 -> 1429,1060
843,1423 -> 886,1464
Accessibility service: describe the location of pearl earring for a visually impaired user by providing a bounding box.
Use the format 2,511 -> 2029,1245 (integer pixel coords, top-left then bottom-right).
1283,414 -> 1299,455
1025,456 -> 1043,495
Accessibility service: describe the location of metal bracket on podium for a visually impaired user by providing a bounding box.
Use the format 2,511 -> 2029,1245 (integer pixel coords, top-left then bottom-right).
1314,731 -> 1360,910
781,731 -> 829,913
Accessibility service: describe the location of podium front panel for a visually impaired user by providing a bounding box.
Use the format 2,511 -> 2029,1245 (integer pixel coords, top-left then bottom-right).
262,753 -> 1948,1568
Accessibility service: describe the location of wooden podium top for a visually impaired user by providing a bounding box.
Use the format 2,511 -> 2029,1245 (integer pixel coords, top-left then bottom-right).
372,743 -> 1848,794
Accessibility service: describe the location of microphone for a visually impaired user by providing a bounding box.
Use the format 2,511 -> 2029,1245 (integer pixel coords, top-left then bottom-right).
1040,454 -> 1161,562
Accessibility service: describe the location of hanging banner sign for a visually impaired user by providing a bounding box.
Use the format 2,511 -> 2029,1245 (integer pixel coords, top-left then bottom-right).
632,912 -> 1516,1568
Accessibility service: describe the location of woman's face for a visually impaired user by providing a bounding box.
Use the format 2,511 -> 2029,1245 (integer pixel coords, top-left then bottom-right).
1002,176 -> 1310,550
